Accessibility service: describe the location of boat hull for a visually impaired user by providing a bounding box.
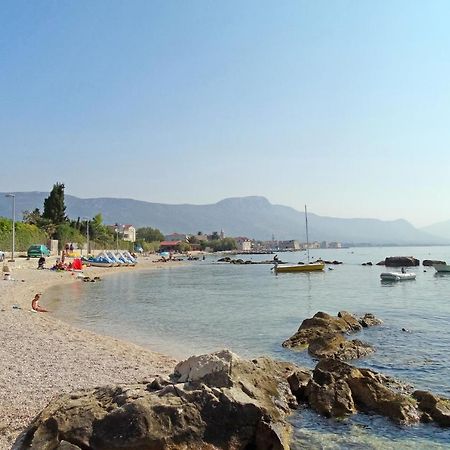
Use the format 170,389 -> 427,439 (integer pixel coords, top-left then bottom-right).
433,264 -> 450,273
275,262 -> 325,273
85,261 -> 114,267
380,272 -> 416,281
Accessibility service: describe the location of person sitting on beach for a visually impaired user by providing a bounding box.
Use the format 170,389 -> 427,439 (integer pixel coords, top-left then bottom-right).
31,293 -> 48,313
38,256 -> 45,269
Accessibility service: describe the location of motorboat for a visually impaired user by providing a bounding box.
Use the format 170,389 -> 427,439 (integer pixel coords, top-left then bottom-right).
432,264 -> 450,273
380,272 -> 416,281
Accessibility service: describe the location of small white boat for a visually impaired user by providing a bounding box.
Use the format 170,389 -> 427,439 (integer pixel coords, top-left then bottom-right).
432,264 -> 450,273
380,272 -> 416,281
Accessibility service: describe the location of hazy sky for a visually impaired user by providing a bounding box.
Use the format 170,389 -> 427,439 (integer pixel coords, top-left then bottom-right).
1,1 -> 449,227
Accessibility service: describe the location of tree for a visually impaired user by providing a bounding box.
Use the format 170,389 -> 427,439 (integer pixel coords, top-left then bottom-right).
87,213 -> 114,247
210,231 -> 220,241
55,223 -> 85,250
205,238 -> 237,252
23,208 -> 42,225
136,227 -> 164,242
178,241 -> 191,253
42,182 -> 67,225
187,235 -> 198,244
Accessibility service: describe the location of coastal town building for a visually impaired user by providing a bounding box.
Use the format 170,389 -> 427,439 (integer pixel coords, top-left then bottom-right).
107,224 -> 136,242
234,237 -> 252,252
122,225 -> 136,242
159,240 -> 182,252
278,240 -> 301,251
328,241 -> 342,248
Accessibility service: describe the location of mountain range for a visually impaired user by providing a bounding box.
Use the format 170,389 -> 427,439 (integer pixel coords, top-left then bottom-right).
0,192 -> 447,245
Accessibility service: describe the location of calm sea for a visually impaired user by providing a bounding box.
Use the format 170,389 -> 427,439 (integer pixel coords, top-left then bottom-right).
46,246 -> 450,449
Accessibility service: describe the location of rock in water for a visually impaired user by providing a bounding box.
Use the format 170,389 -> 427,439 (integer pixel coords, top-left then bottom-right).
413,391 -> 450,427
282,312 -> 351,348
384,256 -> 420,267
359,313 -> 383,328
305,359 -> 421,425
282,311 -> 381,361
308,333 -> 374,361
13,350 -> 302,450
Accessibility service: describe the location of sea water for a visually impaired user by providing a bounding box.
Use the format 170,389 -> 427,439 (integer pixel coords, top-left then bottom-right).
46,246 -> 450,448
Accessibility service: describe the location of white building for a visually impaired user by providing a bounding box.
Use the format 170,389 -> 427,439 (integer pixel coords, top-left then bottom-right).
122,224 -> 136,242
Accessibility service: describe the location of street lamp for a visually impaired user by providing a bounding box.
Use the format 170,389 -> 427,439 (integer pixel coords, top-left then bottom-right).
82,218 -> 90,255
5,194 -> 15,262
86,219 -> 90,254
115,223 -> 119,251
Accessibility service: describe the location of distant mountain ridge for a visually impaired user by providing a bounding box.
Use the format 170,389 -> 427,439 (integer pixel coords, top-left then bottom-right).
0,192 -> 446,245
422,220 -> 450,241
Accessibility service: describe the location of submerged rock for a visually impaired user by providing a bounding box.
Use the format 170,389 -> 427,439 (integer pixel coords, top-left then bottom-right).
14,350 -> 302,450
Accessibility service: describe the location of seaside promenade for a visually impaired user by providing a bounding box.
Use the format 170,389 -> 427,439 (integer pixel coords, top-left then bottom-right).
0,256 -> 178,448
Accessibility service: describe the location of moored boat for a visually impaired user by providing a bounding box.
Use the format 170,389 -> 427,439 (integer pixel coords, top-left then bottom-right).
273,205 -> 325,274
275,261 -> 325,273
380,272 -> 416,281
432,263 -> 450,273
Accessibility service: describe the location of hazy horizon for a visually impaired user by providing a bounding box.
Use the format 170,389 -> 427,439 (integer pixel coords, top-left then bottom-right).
1,189 -> 446,230
2,1 -> 450,228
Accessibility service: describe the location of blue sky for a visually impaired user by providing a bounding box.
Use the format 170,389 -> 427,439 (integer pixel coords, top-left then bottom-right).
1,0 -> 449,227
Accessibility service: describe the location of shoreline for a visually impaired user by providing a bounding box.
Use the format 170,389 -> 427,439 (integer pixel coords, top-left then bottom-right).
0,255 -> 180,448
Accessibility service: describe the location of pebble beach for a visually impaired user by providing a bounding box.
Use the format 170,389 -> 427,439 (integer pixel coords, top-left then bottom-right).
0,256 -> 178,449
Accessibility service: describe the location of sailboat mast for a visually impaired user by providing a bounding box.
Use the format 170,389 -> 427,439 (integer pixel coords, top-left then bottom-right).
305,204 -> 310,263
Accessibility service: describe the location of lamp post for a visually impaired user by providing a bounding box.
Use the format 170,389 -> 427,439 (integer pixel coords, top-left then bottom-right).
86,219 -> 90,254
5,194 -> 15,262
82,218 -> 90,255
115,223 -> 119,251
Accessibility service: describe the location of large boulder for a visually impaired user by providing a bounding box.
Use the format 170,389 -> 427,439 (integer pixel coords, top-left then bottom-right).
282,312 -> 354,349
305,359 -> 421,425
413,391 -> 450,426
282,311 -> 380,361
308,333 -> 374,361
384,256 -> 420,267
13,350 -> 302,450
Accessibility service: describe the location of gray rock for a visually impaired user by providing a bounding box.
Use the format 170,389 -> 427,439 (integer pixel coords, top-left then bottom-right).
283,311 -> 380,361
413,390 -> 450,427
384,256 -> 420,267
305,359 -> 421,425
14,350 -> 301,450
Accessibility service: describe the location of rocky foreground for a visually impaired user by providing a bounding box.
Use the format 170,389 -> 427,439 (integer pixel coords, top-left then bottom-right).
14,348 -> 450,450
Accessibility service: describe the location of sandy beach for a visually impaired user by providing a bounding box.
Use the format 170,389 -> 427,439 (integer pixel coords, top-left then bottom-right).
0,255 -> 179,449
